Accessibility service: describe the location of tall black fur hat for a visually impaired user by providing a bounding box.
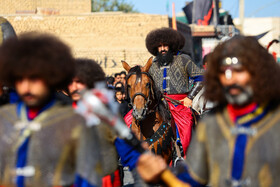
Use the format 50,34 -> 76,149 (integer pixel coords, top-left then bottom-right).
145,27 -> 185,56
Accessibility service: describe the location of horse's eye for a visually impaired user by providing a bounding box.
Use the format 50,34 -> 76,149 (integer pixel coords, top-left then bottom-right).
127,84 -> 131,89
146,82 -> 151,87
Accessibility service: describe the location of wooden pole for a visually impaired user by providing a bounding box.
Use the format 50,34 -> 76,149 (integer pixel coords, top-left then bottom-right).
172,2 -> 177,30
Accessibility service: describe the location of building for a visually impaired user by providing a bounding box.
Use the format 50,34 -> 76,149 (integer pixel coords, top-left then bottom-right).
236,17 -> 280,62
0,0 -> 91,15
0,0 -> 193,75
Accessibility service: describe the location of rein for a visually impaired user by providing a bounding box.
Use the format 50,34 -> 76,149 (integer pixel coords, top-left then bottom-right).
163,95 -> 183,106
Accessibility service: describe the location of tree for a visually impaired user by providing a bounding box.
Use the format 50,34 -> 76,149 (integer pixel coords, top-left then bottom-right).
91,0 -> 138,13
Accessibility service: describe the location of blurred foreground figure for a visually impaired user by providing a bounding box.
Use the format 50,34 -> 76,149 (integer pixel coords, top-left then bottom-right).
137,35 -> 280,186
68,58 -> 105,103
67,58 -> 121,187
0,33 -> 102,186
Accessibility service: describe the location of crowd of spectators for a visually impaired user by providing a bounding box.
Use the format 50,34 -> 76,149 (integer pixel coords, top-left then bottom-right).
106,71 -> 131,118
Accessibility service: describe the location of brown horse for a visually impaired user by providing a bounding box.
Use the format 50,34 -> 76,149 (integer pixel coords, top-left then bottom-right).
122,57 -> 176,164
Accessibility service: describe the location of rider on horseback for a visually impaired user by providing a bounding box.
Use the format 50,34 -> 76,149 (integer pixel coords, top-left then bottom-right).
145,27 -> 204,155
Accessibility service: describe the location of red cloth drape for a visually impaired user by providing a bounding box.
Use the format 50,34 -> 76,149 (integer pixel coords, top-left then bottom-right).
102,169 -> 122,187
165,94 -> 194,154
124,109 -> 133,128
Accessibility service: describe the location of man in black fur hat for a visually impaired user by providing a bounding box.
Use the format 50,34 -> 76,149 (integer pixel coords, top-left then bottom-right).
146,27 -> 204,154
67,58 -> 122,186
0,32 -> 104,186
68,58 -> 105,105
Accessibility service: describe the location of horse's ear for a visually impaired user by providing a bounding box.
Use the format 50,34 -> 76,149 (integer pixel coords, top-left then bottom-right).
122,60 -> 131,72
142,57 -> 153,72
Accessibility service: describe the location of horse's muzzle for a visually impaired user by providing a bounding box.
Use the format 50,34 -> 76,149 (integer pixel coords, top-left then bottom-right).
132,107 -> 147,121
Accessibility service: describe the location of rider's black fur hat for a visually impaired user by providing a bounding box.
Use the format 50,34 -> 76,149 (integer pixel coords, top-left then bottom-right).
145,27 -> 185,56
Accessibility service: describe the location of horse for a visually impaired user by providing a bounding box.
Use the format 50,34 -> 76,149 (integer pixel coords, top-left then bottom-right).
122,57 -> 176,164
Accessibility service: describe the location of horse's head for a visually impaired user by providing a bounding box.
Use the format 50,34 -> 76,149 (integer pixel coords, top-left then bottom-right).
122,57 -> 155,121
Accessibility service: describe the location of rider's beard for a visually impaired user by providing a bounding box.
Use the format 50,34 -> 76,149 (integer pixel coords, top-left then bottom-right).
157,50 -> 174,66
224,84 -> 253,106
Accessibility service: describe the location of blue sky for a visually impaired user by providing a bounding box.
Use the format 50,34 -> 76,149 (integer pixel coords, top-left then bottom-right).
128,0 -> 280,18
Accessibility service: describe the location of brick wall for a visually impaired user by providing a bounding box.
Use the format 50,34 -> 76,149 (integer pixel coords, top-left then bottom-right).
0,0 -> 91,15
3,13 -> 169,75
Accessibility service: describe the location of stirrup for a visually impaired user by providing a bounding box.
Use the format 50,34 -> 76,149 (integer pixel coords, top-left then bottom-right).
174,156 -> 184,167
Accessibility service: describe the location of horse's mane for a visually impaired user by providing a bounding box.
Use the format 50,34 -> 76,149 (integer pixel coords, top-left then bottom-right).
127,65 -> 172,122
127,66 -> 142,84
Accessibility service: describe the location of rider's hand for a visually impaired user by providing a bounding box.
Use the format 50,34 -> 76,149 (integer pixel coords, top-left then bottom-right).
179,97 -> 192,108
137,153 -> 167,183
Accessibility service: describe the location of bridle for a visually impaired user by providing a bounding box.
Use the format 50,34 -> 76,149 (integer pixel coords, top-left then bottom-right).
126,71 -> 155,120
